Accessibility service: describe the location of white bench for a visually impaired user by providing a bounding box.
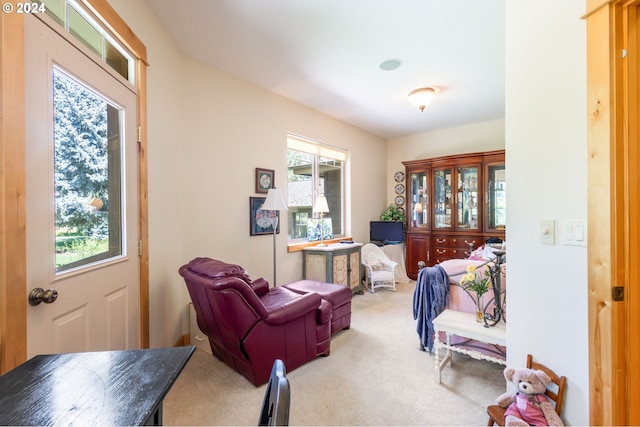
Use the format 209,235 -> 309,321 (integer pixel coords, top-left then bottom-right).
432,309 -> 506,383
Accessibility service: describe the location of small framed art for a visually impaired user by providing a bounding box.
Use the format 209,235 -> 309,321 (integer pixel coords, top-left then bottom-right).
249,197 -> 280,236
255,168 -> 274,194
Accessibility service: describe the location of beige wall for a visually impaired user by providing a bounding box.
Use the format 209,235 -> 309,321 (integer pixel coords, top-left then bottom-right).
385,118 -> 505,204
505,1 -> 587,424
108,0 -> 386,348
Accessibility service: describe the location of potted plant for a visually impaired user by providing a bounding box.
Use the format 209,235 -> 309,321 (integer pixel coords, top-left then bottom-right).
380,204 -> 406,224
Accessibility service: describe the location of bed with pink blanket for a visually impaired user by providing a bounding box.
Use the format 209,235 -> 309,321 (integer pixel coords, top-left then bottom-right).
438,256 -> 506,316
430,245 -> 507,358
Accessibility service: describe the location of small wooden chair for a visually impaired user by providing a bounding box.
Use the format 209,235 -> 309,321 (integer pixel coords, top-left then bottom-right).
487,354 -> 567,426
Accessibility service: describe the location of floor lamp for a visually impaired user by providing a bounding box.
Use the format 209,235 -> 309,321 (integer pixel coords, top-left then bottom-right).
313,195 -> 330,247
260,188 -> 288,286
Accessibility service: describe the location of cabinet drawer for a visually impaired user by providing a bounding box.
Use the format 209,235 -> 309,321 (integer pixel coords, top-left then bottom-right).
432,247 -> 453,258
451,236 -> 481,250
432,236 -> 452,247
450,248 -> 472,259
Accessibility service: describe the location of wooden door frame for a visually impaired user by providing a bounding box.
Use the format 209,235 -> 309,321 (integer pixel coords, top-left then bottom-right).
585,0 -> 638,424
0,0 -> 149,374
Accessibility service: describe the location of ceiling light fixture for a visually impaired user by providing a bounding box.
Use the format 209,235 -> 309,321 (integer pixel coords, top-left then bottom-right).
408,87 -> 438,112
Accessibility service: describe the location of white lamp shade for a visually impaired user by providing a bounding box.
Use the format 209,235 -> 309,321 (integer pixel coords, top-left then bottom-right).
408,87 -> 437,111
313,195 -> 330,213
261,188 -> 288,211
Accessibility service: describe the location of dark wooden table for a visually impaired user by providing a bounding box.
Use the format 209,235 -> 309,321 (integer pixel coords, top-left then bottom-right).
0,346 -> 195,426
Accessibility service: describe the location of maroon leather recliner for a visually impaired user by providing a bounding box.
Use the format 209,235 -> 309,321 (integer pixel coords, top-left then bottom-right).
179,257 -> 332,386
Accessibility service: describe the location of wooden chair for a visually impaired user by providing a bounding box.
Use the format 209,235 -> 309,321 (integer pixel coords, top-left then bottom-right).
487,354 -> 567,426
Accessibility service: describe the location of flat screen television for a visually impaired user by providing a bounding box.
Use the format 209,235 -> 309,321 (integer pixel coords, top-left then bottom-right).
369,221 -> 404,245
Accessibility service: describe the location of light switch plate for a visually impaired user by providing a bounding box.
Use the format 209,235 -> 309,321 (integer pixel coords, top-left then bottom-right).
561,219 -> 587,246
540,219 -> 555,244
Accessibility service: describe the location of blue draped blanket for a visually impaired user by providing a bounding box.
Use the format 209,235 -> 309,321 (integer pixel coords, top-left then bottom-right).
413,265 -> 449,353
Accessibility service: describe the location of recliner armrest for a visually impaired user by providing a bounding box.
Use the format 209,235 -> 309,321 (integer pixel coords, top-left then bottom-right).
264,292 -> 322,325
251,278 -> 270,296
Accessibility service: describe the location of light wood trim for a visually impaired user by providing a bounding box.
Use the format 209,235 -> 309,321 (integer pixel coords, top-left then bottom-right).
584,0 -> 615,18
174,334 -> 190,347
0,11 -> 27,375
586,0 -> 639,424
137,63 -> 149,348
586,4 -> 618,424
79,0 -> 147,65
622,4 -> 640,424
287,237 -> 354,253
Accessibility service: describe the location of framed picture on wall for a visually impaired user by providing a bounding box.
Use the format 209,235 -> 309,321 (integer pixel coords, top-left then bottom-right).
249,197 -> 279,236
255,168 -> 274,194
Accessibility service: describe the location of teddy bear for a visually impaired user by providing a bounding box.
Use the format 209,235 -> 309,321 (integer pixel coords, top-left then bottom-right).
495,366 -> 564,426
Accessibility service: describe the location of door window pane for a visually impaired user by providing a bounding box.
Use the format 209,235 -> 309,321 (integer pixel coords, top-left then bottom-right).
69,6 -> 101,56
53,68 -> 123,272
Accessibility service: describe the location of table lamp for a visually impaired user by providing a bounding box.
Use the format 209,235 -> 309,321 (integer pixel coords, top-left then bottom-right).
313,195 -> 330,246
260,188 -> 288,286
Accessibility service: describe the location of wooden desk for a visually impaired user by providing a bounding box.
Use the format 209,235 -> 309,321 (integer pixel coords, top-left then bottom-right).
432,309 -> 506,383
0,346 -> 195,426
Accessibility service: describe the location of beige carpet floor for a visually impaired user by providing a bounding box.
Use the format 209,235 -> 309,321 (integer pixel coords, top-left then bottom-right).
163,281 -> 506,426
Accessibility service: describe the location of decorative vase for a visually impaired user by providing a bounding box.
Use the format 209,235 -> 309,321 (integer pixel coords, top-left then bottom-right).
475,296 -> 484,323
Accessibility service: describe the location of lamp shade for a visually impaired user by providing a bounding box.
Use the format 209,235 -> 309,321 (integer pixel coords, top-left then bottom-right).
408,87 -> 437,112
313,195 -> 329,213
261,188 -> 288,211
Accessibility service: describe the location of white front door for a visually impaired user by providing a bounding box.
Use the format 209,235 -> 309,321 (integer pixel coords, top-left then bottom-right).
24,14 -> 139,357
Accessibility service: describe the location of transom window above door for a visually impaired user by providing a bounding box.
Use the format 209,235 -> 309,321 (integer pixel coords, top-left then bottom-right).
34,0 -> 135,82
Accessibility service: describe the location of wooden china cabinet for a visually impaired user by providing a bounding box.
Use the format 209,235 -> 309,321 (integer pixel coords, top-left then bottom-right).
402,150 -> 505,279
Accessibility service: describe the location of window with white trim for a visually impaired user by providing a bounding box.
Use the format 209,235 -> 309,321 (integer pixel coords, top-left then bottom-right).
287,134 -> 347,242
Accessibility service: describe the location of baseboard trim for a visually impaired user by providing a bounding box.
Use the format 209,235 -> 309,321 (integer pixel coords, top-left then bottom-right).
174,334 -> 189,347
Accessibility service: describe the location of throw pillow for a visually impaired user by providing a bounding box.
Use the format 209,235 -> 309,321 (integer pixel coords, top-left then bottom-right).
367,255 -> 382,271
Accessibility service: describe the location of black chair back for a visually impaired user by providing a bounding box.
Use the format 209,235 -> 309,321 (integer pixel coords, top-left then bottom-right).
258,359 -> 290,426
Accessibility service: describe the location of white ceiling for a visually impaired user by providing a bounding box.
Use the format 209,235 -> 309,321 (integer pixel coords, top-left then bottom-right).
143,0 -> 505,139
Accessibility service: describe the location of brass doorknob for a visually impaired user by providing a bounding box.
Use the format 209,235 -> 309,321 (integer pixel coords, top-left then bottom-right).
29,288 -> 58,306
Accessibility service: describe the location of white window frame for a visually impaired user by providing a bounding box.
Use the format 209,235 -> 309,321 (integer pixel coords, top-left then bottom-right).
286,134 -> 348,244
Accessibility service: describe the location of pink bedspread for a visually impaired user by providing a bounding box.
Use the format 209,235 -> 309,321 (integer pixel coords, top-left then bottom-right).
437,258 -> 507,314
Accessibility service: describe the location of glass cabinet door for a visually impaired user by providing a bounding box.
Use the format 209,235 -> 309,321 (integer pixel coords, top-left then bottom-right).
457,166 -> 479,230
486,163 -> 506,231
432,167 -> 452,229
409,171 -> 428,229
